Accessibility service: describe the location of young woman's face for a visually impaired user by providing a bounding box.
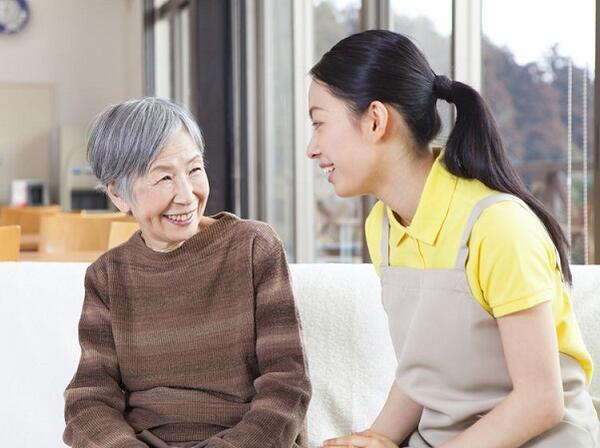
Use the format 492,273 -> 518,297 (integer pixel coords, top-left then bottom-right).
306,80 -> 377,197
118,128 -> 210,252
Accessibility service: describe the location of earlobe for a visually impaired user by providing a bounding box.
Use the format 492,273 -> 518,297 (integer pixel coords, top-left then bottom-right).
368,101 -> 388,141
105,182 -> 132,213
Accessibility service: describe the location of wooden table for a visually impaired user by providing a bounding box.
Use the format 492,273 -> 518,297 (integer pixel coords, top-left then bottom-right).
19,250 -> 104,262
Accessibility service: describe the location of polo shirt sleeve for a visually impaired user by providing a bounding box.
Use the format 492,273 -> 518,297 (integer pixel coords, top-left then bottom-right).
470,201 -> 560,318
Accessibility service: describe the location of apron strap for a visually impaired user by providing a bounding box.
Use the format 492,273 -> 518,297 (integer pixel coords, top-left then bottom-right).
454,193 -> 528,270
454,193 -> 565,280
381,194 -> 565,279
380,205 -> 390,269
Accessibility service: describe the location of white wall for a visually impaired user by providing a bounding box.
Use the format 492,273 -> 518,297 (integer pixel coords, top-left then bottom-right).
0,0 -> 144,204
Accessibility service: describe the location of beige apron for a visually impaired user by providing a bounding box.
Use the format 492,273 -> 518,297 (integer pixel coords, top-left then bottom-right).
380,194 -> 599,447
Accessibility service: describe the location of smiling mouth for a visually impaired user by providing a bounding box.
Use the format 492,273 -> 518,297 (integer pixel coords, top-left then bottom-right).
322,166 -> 335,175
162,210 -> 195,223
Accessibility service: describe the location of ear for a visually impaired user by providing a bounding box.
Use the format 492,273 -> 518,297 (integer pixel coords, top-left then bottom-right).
105,182 -> 132,213
362,100 -> 390,143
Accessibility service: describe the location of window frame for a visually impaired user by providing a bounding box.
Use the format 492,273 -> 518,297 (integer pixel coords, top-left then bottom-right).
144,0 -> 600,263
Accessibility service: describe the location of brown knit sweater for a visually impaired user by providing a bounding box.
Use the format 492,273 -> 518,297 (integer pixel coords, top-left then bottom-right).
63,212 -> 311,448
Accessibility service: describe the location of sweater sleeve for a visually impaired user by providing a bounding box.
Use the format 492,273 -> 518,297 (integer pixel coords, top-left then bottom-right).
206,226 -> 312,448
63,262 -> 147,448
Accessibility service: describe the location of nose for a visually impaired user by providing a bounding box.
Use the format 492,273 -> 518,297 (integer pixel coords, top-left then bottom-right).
306,136 -> 320,159
173,175 -> 195,205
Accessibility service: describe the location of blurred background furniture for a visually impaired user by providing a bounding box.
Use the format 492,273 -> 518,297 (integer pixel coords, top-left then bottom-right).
0,205 -> 61,251
36,213 -> 133,258
0,225 -> 21,261
59,126 -> 112,212
108,221 -> 140,249
0,205 -> 138,262
10,179 -> 50,207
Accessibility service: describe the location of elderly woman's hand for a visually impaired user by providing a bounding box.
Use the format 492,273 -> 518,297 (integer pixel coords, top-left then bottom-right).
322,429 -> 400,448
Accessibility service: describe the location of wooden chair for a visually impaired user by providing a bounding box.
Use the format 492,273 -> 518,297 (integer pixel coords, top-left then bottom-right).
38,214 -> 132,254
0,205 -> 61,234
108,221 -> 140,249
0,225 -> 21,261
0,205 -> 62,251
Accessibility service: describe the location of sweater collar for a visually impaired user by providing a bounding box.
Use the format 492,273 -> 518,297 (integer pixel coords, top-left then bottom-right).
128,211 -> 240,263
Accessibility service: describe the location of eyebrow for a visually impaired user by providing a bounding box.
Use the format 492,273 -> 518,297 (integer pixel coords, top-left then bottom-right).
187,154 -> 203,165
149,154 -> 203,173
309,106 -> 324,120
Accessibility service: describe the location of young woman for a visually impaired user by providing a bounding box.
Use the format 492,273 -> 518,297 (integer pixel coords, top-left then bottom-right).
307,30 -> 598,448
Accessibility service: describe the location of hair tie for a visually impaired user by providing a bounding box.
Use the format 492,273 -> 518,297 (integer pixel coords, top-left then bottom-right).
433,75 -> 454,103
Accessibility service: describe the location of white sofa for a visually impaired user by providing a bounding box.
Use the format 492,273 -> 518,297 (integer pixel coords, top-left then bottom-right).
1,262 -> 599,447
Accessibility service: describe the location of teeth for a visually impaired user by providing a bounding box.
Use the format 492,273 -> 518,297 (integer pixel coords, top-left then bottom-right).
322,167 -> 334,175
164,211 -> 193,222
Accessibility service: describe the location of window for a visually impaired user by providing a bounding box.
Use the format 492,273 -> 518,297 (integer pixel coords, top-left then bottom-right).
312,0 -> 362,262
150,0 -> 191,108
390,0 -> 453,144
482,0 -> 596,263
146,0 -> 598,264
154,15 -> 171,99
261,0 -> 296,258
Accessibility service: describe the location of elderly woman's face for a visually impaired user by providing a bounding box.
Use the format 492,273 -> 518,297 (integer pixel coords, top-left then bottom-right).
125,128 -> 209,251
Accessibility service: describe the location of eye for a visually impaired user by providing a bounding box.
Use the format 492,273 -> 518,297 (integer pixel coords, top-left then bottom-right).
157,175 -> 172,183
190,167 -> 203,175
311,121 -> 322,129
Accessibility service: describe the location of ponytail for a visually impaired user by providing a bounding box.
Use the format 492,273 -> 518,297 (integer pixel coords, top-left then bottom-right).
435,76 -> 572,283
311,30 -> 572,283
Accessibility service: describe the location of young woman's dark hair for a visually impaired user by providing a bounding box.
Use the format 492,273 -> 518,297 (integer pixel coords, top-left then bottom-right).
310,29 -> 572,283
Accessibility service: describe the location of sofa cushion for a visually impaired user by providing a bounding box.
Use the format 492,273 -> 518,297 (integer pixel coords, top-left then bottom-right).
0,262 -> 598,447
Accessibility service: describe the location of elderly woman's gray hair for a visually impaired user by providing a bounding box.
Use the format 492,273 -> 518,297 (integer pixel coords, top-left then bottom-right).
88,97 -> 205,201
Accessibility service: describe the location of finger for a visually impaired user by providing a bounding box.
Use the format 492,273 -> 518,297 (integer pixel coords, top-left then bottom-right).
323,436 -> 351,445
354,430 -> 374,436
354,429 -> 383,440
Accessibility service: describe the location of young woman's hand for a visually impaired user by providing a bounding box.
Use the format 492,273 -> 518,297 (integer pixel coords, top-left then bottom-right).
322,429 -> 399,447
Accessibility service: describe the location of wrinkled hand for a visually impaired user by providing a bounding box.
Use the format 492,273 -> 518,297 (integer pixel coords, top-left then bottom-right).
322,429 -> 399,447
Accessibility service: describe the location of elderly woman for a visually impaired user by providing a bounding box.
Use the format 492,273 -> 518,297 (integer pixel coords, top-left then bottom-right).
63,98 -> 312,448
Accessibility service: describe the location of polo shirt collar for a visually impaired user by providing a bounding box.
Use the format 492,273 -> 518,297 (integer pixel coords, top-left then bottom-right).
386,150 -> 458,246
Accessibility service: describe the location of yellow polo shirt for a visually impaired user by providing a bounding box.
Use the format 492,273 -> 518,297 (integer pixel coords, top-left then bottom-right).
366,151 -> 593,381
